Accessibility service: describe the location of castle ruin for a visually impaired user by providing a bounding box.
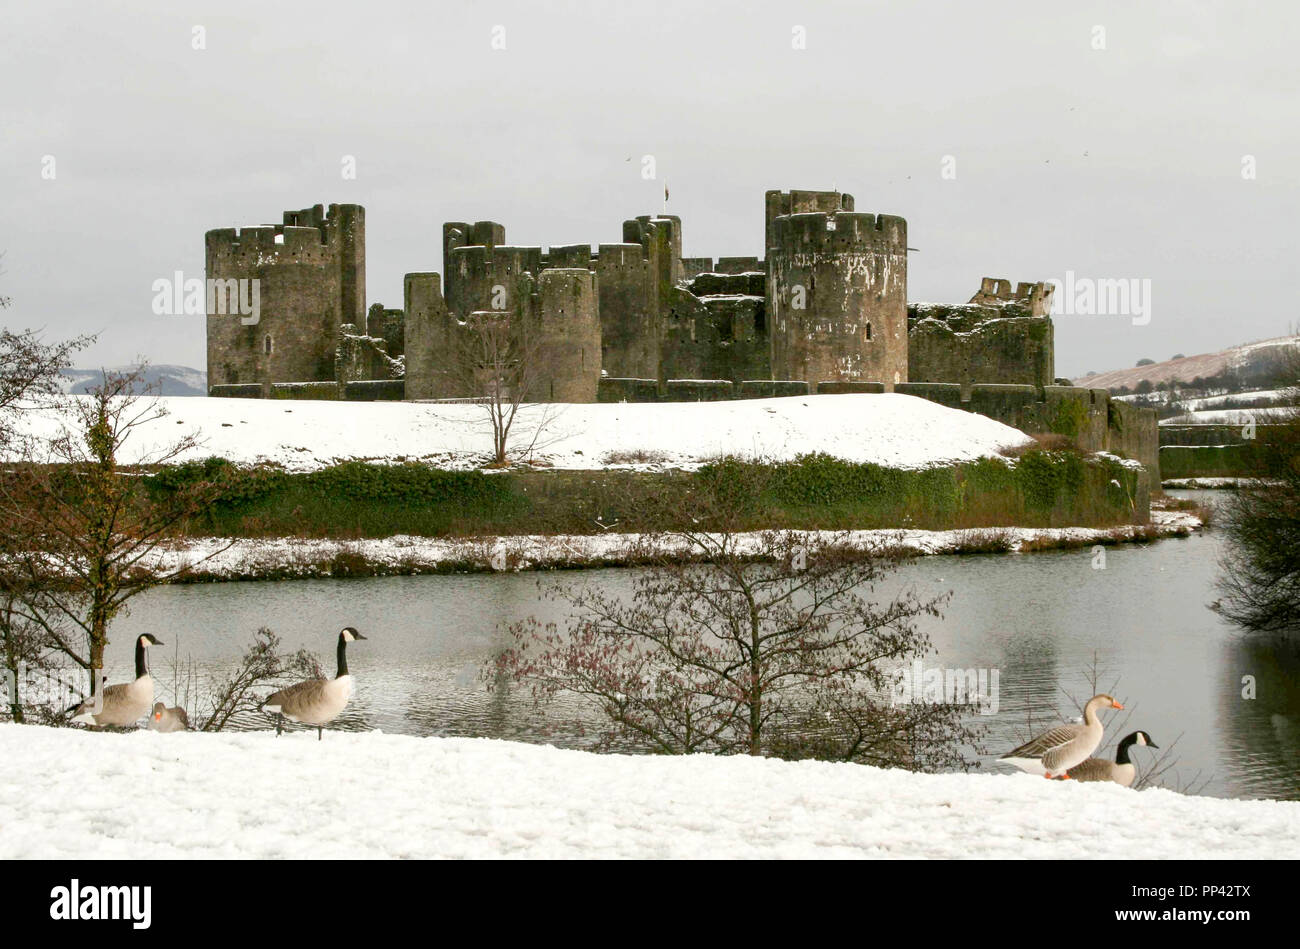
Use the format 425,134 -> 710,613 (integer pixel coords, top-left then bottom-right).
205,187 -> 1055,402
204,188 -> 1159,474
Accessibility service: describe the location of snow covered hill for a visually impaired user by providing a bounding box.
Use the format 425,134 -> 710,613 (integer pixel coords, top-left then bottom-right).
13,393 -> 1035,471
1076,336 -> 1299,391
1,726 -> 1293,859
58,364 -> 207,396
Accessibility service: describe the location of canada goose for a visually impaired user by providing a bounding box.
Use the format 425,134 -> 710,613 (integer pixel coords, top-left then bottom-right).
69,634 -> 164,727
263,627 -> 366,740
1071,731 -> 1158,786
148,702 -> 190,733
1000,693 -> 1124,779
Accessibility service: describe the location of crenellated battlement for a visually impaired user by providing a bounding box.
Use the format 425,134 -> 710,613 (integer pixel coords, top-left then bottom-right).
770,211 -> 908,254
969,276 -> 1055,316
594,243 -> 650,268
441,214 -> 680,291
205,224 -> 334,264
765,189 -> 854,250
622,215 -> 682,265
547,244 -> 596,270
206,202 -> 362,264
447,243 -> 546,278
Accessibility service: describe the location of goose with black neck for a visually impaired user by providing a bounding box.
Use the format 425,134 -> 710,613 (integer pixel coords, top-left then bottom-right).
263,626 -> 367,740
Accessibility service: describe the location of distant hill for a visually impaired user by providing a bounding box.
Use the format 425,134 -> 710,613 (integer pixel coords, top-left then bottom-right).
1074,336 -> 1300,392
59,365 -> 207,397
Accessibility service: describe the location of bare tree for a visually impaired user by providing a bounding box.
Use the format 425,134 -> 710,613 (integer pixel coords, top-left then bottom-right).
0,591 -> 50,723
0,365 -> 233,699
449,310 -> 556,467
492,464 -> 985,770
1215,344 -> 1300,640
0,274 -> 96,718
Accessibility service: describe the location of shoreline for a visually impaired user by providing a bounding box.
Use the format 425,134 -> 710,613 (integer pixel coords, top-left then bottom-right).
154,509 -> 1204,583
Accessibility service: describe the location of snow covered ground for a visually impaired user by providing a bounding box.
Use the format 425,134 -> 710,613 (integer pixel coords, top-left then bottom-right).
1161,477 -> 1250,489
12,393 -> 1034,472
148,509 -> 1202,580
1175,389 -> 1294,411
1161,407 -> 1295,425
1114,387 -> 1294,408
1,725 -> 1293,859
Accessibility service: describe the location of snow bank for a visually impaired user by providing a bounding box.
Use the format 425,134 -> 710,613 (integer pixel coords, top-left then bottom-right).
149,509 -> 1203,580
12,394 -> 1034,472
1,725 -> 1292,859
1162,477 -> 1248,489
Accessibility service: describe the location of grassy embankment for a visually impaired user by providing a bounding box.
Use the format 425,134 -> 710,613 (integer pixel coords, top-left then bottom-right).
145,450 -> 1149,541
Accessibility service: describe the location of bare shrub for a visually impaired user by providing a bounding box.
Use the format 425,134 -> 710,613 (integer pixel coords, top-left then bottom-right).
491,464 -> 985,770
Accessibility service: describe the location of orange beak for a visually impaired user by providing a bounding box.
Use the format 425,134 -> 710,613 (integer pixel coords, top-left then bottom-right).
155,712 -> 162,719
1112,701 -> 1124,710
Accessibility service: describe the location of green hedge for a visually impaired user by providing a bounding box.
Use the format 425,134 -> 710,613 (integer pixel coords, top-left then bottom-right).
143,451 -> 1147,539
147,458 -> 512,507
1159,444 -> 1257,479
696,451 -> 1141,529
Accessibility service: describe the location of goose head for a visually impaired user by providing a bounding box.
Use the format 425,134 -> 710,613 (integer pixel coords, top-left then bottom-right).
152,702 -> 167,722
139,633 -> 164,648
1088,693 -> 1124,711
339,627 -> 367,642
1131,730 -> 1158,749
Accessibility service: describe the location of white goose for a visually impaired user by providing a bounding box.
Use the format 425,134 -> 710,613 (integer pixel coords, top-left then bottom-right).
70,634 -> 163,727
263,627 -> 366,740
1000,693 -> 1124,779
149,702 -> 190,733
1071,730 -> 1158,786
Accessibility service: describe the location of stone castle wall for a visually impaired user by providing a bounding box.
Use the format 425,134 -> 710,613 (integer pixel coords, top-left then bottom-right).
907,300 -> 1054,389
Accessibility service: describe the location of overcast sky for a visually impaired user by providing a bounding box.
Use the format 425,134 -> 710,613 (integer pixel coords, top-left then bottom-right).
2,0 -> 1297,378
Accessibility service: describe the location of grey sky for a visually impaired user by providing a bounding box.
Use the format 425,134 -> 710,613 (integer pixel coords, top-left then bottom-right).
2,0 -> 1296,378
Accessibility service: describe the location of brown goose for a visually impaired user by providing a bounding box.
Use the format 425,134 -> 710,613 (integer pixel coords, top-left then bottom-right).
263,627 -> 366,740
149,702 -> 190,733
1000,693 -> 1124,779
1071,730 -> 1158,786
69,634 -> 163,727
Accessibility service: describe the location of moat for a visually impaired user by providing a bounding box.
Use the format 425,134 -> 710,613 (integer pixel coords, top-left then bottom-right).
112,493 -> 1298,801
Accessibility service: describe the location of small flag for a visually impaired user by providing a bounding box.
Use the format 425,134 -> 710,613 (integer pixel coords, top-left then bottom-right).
664,184 -> 669,202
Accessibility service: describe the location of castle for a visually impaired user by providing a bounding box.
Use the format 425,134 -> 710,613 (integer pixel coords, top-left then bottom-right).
204,188 -> 1057,403
203,189 -> 1157,475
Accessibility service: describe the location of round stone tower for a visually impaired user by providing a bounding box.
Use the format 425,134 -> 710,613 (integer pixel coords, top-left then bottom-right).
767,209 -> 908,389
205,203 -> 365,393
